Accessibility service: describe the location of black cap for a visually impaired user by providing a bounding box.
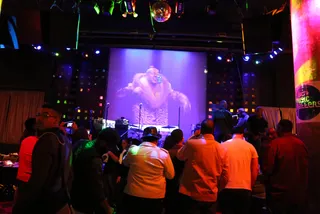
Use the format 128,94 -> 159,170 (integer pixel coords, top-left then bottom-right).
141,126 -> 161,141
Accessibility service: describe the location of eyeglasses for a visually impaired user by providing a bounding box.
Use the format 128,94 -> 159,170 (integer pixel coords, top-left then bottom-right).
36,112 -> 56,118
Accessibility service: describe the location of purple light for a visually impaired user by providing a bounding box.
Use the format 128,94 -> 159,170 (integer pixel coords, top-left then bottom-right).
95,50 -> 100,55
269,54 -> 274,59
217,56 -> 222,60
243,55 -> 250,62
35,45 -> 42,50
273,51 -> 278,55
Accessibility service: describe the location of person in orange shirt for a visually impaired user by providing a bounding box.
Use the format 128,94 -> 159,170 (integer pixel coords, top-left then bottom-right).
16,136 -> 38,183
177,119 -> 229,214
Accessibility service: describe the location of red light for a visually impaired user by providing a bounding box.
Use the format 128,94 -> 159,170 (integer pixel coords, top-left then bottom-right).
99,96 -> 103,100
99,103 -> 103,107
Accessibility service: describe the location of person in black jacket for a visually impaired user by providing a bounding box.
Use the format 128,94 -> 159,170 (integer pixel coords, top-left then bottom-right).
163,129 -> 185,214
71,128 -> 115,214
13,104 -> 73,214
212,100 -> 233,143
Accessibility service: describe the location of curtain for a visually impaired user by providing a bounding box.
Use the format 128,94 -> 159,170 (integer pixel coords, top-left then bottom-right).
261,106 -> 281,129
0,91 -> 11,143
280,107 -> 297,134
3,91 -> 44,144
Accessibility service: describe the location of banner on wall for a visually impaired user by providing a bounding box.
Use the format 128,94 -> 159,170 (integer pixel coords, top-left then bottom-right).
296,83 -> 320,123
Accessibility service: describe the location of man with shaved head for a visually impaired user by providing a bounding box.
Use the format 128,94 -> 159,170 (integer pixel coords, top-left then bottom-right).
177,119 -> 229,214
212,100 -> 233,143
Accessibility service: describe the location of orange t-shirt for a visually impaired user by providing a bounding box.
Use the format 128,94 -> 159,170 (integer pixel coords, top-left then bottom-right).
17,136 -> 38,182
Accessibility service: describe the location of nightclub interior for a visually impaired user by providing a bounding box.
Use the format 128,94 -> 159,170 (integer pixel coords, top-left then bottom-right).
0,0 -> 319,214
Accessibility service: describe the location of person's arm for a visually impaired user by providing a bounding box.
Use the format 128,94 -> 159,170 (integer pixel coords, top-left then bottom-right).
262,140 -> 277,175
163,153 -> 175,179
14,134 -> 55,209
250,145 -> 259,187
176,141 -> 190,161
122,146 -> 134,167
90,157 -> 112,214
220,147 -> 229,189
226,112 -> 233,131
107,151 -> 119,163
251,158 -> 259,187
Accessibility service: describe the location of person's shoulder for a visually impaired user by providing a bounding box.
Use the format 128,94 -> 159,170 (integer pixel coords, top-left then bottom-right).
159,147 -> 169,154
21,136 -> 38,145
127,144 -> 139,154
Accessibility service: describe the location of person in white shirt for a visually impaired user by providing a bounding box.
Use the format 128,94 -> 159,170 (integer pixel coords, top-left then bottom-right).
219,126 -> 259,214
122,127 -> 175,214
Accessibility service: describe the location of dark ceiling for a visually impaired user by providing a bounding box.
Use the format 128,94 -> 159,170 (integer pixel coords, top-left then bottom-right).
3,0 -> 289,51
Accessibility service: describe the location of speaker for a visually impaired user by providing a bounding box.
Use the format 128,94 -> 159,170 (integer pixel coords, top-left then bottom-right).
241,15 -> 273,54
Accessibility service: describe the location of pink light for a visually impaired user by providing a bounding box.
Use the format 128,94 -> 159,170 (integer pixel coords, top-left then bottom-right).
99,103 -> 103,107
99,96 -> 104,100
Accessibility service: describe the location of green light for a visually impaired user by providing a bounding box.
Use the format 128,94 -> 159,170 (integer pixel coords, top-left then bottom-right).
94,3 -> 100,14
57,100 -> 60,104
55,52 -> 59,57
64,100 -> 67,104
63,114 -> 66,119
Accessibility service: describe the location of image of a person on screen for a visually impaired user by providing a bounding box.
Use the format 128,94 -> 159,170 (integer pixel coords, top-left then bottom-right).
117,66 -> 191,125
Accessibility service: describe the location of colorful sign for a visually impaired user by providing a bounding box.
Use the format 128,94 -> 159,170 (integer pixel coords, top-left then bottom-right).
296,85 -> 320,120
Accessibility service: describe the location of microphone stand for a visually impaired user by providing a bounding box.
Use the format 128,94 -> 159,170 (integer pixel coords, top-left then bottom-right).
139,104 -> 142,130
178,106 -> 181,129
105,104 -> 110,122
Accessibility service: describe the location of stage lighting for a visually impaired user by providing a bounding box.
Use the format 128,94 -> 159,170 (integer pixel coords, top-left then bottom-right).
95,50 -> 100,54
34,45 -> 42,50
150,0 -> 172,23
273,50 -> 278,55
226,57 -> 233,62
269,54 -> 274,59
123,0 -> 138,18
255,60 -> 261,65
66,47 -> 71,51
175,1 -> 184,18
243,55 -> 250,61
217,56 -> 222,60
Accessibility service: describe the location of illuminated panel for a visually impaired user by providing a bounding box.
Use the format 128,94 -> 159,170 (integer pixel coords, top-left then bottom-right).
291,0 -> 320,123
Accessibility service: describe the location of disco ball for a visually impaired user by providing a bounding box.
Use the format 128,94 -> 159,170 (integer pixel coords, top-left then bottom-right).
151,1 -> 172,23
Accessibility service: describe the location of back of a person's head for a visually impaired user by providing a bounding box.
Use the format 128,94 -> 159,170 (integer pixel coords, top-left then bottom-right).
232,126 -> 244,135
24,118 -> 36,131
97,128 -> 120,147
278,119 -> 293,133
131,138 -> 142,146
219,100 -> 227,109
201,119 -> 214,134
163,136 -> 175,150
72,127 -> 89,144
171,129 -> 183,143
41,104 -> 62,117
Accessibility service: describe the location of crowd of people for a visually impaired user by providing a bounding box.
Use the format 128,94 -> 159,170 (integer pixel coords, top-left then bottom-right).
12,102 -> 308,214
